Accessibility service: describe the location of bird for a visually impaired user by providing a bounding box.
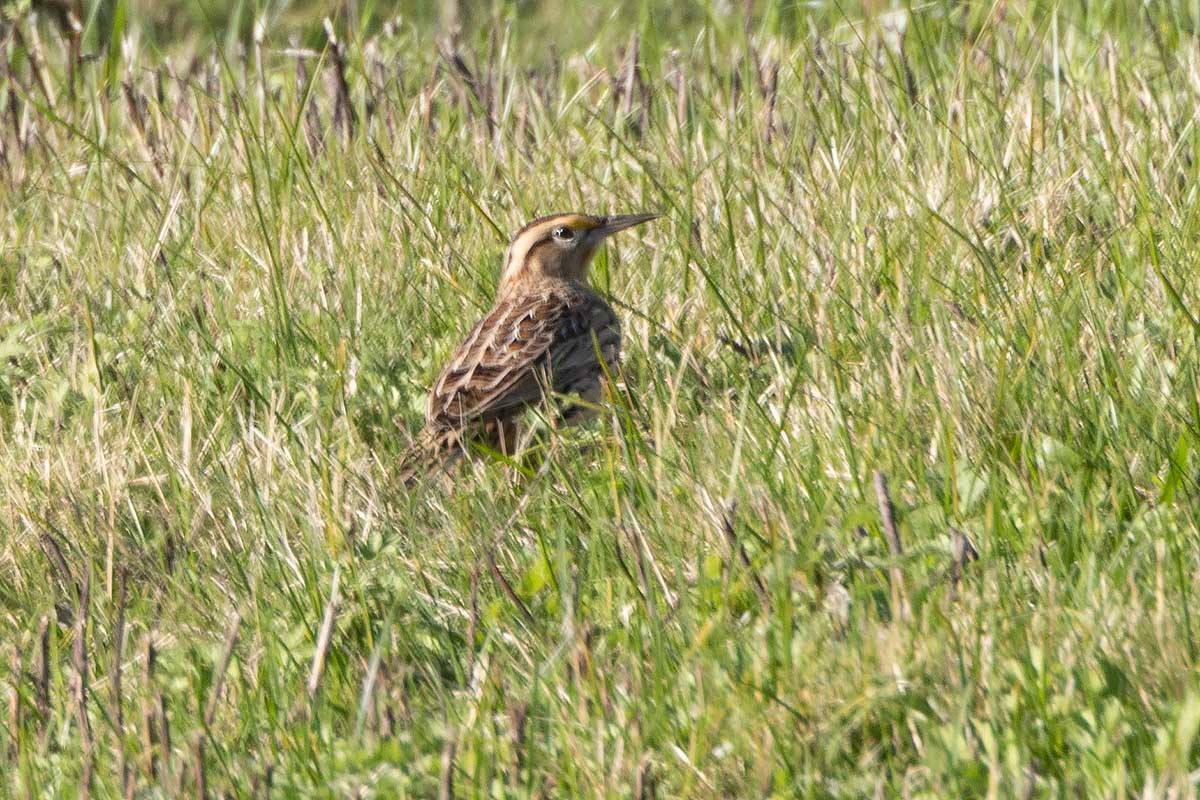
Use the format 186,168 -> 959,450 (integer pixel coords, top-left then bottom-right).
399,211 -> 658,485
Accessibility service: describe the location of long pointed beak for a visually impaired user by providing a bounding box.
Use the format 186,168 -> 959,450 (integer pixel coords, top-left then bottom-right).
593,212 -> 659,238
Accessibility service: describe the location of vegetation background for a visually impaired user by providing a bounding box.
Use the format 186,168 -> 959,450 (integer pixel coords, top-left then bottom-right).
2,0 -> 1200,796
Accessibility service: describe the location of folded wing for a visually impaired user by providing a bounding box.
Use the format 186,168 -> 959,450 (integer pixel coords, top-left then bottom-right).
428,287 -> 619,429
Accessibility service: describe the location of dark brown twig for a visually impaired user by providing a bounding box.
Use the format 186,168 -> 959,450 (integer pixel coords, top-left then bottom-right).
191,731 -> 208,800
949,527 -> 980,586
34,615 -> 50,737
761,60 -> 779,144
156,690 -> 171,783
72,573 -> 94,798
293,39 -> 324,155
873,471 -> 909,622
31,0 -> 82,100
251,763 -> 274,798
5,55 -> 26,157
323,18 -> 356,141
439,36 -> 495,137
484,546 -> 535,626
39,531 -> 77,604
722,502 -> 771,612
614,33 -> 648,136
203,612 -> 241,728
112,569 -> 130,798
508,699 -> 528,781
141,634 -> 159,781
12,19 -> 55,108
635,754 -> 657,800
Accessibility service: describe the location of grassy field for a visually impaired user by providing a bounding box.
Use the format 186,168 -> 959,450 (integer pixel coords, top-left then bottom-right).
3,0 -> 1200,796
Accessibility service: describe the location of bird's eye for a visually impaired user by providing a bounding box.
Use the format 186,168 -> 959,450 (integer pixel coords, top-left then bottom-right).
552,226 -> 575,241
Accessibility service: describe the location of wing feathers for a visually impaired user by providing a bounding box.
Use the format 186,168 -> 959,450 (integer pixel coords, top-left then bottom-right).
427,285 -> 619,429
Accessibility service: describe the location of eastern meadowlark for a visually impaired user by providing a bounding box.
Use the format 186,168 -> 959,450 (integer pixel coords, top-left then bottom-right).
399,211 -> 658,484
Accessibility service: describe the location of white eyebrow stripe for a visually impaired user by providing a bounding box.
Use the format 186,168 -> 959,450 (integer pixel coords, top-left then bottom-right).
499,220 -> 559,285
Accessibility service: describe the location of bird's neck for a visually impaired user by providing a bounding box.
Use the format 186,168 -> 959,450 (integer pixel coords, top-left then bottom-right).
499,272 -> 589,297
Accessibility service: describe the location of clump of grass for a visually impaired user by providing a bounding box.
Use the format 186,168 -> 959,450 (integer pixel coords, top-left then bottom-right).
2,1 -> 1200,795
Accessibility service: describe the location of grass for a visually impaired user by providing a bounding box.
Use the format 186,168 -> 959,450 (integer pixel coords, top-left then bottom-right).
3,0 -> 1200,796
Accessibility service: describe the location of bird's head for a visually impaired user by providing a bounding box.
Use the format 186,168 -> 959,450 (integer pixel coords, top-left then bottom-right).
498,212 -> 658,293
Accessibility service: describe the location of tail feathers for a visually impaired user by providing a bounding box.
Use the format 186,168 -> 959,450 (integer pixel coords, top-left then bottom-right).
397,419 -> 522,487
398,425 -> 463,487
